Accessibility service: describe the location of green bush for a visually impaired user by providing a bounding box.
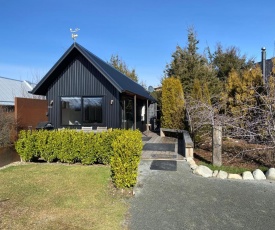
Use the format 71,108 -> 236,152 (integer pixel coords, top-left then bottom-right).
110,130 -> 142,188
15,130 -> 39,162
15,129 -> 143,188
97,129 -> 122,164
36,130 -> 57,162
57,130 -> 80,163
78,132 -> 97,165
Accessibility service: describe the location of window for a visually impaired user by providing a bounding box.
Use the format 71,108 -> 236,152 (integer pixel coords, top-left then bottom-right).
61,97 -> 103,126
61,97 -> 82,125
83,97 -> 103,123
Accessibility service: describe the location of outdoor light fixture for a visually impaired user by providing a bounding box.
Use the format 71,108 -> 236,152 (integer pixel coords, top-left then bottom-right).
110,100 -> 113,105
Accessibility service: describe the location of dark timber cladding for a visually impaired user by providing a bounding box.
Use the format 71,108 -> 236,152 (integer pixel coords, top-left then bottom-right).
46,53 -> 121,128
30,42 -> 155,130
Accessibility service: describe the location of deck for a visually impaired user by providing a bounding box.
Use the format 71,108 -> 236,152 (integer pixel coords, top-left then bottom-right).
141,131 -> 184,161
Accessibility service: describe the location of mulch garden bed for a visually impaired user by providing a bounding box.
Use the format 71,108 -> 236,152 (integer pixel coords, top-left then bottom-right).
194,137 -> 275,171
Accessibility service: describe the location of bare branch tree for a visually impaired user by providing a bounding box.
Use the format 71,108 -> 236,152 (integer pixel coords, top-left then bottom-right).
0,107 -> 16,147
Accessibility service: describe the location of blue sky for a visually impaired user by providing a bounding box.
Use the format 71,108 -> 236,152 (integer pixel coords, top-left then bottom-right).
1,0 -> 275,88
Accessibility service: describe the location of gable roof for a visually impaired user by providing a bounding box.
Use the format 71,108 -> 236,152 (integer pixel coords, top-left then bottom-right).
0,76 -> 35,106
31,43 -> 155,101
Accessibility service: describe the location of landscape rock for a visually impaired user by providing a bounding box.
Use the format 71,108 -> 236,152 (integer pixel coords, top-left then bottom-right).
242,171 -> 254,180
265,168 -> 275,180
253,169 -> 266,180
187,158 -> 198,170
186,158 -> 196,165
217,170 -> 228,179
190,163 -> 198,170
227,174 -> 242,180
213,170 -> 219,177
193,165 -> 213,178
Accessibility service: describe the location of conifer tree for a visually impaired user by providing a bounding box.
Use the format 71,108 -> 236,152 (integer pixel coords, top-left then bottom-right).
109,54 -> 138,82
161,77 -> 185,129
209,44 -> 254,82
165,27 -> 222,97
191,78 -> 203,101
224,66 -> 262,130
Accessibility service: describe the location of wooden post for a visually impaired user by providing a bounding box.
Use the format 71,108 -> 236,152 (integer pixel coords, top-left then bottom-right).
146,99 -> 149,131
212,125 -> 222,166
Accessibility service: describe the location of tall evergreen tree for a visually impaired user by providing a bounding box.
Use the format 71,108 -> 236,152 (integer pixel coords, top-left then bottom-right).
224,66 -> 262,120
161,77 -> 185,129
108,54 -> 138,82
209,44 -> 254,82
165,27 -> 222,97
191,78 -> 203,101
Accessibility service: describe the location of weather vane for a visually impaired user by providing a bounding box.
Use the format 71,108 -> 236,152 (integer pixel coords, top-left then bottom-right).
70,28 -> 80,42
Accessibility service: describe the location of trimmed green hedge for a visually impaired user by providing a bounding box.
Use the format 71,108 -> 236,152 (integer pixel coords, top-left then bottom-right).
111,130 -> 143,188
15,129 -> 142,188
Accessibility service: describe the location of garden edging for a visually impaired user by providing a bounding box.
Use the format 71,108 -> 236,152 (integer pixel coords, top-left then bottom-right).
186,157 -> 275,181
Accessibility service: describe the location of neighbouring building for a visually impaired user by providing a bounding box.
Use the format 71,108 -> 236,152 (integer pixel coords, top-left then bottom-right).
0,76 -> 35,111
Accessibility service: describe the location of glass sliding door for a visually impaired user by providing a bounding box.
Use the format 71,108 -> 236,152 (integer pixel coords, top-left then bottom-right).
120,96 -> 134,130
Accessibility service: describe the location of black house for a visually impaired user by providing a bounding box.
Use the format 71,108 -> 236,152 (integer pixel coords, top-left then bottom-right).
31,43 -> 155,131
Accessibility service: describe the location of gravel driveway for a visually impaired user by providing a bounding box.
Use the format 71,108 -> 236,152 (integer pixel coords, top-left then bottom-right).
129,160 -> 275,230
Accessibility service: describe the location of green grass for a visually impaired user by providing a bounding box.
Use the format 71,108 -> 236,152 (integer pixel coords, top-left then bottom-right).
199,161 -> 269,174
0,163 -> 128,230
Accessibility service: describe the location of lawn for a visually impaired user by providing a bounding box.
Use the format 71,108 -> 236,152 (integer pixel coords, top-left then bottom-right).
0,163 -> 128,230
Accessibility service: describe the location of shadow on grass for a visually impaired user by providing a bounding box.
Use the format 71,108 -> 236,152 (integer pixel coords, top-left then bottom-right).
194,152 -> 211,164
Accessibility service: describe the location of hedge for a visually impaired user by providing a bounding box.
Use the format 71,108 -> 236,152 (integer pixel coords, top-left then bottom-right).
111,130 -> 143,188
15,129 -> 142,188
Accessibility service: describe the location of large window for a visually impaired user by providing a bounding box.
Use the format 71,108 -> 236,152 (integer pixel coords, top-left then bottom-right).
83,97 -> 103,123
61,97 -> 103,125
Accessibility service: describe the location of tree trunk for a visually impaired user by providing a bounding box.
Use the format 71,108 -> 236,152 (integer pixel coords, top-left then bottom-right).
212,125 -> 222,166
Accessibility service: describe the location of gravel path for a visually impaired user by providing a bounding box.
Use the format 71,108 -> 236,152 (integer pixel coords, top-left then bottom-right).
129,160 -> 275,230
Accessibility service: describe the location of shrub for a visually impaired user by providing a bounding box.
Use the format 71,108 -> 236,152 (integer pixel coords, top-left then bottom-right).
110,130 -> 143,188
57,130 -> 79,163
15,130 -> 39,162
36,130 -> 57,162
15,129 -> 143,188
97,129 -> 122,165
78,132 -> 97,165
